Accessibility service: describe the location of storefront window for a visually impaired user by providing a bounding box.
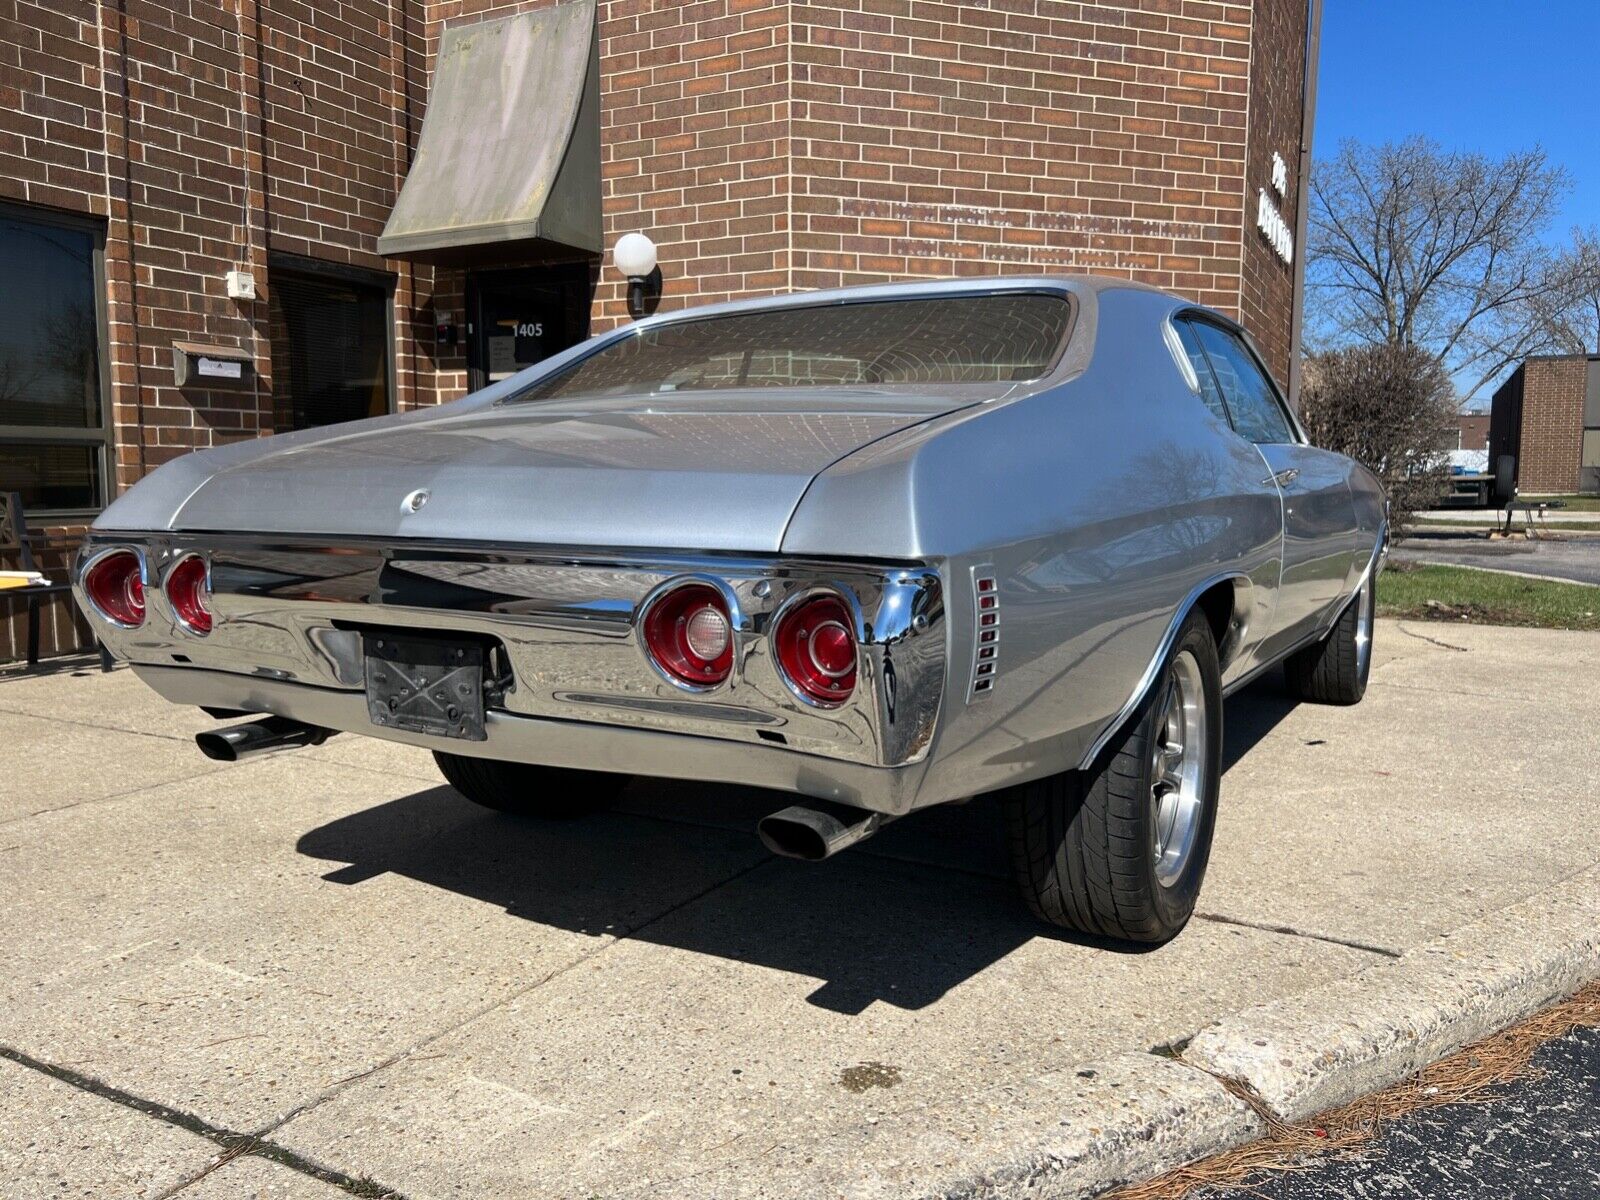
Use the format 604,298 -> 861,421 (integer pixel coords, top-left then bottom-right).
0,206 -> 108,513
269,265 -> 393,431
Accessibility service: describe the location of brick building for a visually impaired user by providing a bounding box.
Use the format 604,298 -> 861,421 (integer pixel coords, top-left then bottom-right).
1,0 -> 1320,660
1489,354 -> 1600,497
1454,413 -> 1489,454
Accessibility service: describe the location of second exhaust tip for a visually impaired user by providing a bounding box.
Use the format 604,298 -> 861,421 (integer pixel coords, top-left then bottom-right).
758,803 -> 886,861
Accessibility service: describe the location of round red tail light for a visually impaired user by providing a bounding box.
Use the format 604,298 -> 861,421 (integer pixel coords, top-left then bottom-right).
166,554 -> 213,634
641,582 -> 734,688
83,549 -> 146,628
775,594 -> 857,706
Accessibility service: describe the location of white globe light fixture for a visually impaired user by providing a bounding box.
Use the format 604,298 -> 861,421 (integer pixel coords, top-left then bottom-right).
614,232 -> 661,319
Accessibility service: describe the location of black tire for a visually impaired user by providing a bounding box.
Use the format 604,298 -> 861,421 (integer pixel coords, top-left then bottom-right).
1284,579 -> 1373,706
432,751 -> 629,818
1000,609 -> 1223,943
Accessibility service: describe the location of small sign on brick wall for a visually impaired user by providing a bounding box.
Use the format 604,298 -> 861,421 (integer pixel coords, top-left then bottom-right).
172,341 -> 253,388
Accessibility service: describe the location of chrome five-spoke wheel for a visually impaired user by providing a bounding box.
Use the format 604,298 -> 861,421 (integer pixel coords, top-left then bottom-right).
1151,648 -> 1208,888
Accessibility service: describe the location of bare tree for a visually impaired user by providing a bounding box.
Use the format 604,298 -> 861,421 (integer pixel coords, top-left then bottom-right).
1299,343 -> 1457,535
1307,138 -> 1570,402
1532,226 -> 1600,355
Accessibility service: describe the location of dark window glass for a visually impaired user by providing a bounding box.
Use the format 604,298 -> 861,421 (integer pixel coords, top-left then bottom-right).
0,216 -> 101,429
269,271 -> 391,431
0,442 -> 102,511
1189,321 -> 1296,445
1172,320 -> 1231,424
519,294 -> 1074,402
0,209 -> 106,512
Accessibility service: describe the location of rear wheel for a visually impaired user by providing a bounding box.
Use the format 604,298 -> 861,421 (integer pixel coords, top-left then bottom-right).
432,752 -> 629,818
1284,579 -> 1373,705
1001,609 -> 1222,943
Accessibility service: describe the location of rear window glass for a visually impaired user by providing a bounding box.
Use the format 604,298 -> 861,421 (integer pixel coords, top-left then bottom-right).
514,293 -> 1074,401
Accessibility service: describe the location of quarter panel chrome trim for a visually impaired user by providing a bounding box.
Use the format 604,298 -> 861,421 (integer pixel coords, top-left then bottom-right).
1075,571 -> 1248,772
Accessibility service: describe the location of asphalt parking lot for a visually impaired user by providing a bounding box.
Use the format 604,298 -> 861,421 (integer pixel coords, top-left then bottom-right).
1192,1022 -> 1600,1200
2,618 -> 1598,1199
1395,529 -> 1600,586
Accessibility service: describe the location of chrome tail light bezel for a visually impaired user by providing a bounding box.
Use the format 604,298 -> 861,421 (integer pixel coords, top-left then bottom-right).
164,552 -> 215,636
771,587 -> 860,709
635,574 -> 744,693
79,546 -> 150,629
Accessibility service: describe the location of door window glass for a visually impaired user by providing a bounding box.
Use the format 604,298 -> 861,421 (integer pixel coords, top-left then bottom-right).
471,267 -> 593,386
1171,321 -> 1231,424
269,271 -> 392,431
1188,321 -> 1296,445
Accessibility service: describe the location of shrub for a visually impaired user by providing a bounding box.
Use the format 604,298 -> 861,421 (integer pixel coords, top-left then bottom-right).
1298,343 -> 1457,535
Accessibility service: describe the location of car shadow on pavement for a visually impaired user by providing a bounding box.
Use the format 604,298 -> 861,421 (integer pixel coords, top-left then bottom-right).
296,683 -> 1299,1016
297,782 -> 1157,1015
1221,673 -> 1301,773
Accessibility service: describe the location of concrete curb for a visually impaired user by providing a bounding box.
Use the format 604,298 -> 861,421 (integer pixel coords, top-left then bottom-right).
643,1052 -> 1265,1200
1184,865 -> 1600,1123
647,868 -> 1600,1199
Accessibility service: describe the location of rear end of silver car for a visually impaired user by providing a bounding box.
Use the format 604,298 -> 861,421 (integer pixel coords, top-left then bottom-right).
74,533 -> 948,822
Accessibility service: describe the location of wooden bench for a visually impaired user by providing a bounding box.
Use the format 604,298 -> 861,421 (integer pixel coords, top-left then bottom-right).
1,492 -> 112,670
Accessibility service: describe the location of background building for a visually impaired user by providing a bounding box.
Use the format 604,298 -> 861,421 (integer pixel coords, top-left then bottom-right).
1454,413 -> 1489,454
1,0 -> 1320,660
1489,354 -> 1600,497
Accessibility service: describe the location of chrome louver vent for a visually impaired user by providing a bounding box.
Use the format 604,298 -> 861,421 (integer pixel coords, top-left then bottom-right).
969,569 -> 999,700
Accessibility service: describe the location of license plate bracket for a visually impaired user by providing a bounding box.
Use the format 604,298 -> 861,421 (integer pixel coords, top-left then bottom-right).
363,634 -> 487,741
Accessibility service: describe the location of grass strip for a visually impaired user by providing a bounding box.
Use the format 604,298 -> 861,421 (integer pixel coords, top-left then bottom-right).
1377,563 -> 1600,631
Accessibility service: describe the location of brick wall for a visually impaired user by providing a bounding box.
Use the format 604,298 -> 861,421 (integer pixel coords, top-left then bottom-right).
1236,0 -> 1302,387
786,1 -> 1251,316
1456,412 -> 1489,452
1,0 -> 1310,659
1517,357 -> 1586,494
259,0 -> 428,411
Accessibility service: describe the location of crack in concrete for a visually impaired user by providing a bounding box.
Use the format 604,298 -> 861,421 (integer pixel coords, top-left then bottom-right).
0,763 -> 236,830
0,1044 -> 406,1199
1394,623 -> 1472,653
1194,911 -> 1402,959
0,704 -> 199,743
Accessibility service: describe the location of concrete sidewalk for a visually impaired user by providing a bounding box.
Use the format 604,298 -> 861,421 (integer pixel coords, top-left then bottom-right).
1,619 -> 1596,1199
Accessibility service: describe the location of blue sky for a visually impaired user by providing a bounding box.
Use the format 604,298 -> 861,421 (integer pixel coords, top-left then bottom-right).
1315,1 -> 1600,236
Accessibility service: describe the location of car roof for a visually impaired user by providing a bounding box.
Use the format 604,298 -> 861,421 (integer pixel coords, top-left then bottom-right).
626,273 -> 1191,334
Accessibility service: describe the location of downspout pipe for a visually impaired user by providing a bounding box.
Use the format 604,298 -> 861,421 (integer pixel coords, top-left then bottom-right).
1287,0 -> 1324,413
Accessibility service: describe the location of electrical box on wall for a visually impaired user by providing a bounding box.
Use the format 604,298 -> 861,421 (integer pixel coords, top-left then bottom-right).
225,270 -> 257,300
172,341 -> 253,388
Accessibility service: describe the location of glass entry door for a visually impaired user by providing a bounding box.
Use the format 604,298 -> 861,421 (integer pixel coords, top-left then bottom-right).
467,264 -> 593,390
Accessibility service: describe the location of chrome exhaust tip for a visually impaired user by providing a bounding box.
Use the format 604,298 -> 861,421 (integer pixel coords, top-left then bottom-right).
195,716 -> 334,763
758,803 -> 886,861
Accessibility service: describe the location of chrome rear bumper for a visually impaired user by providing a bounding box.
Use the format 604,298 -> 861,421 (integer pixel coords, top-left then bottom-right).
81,534 -> 948,790
135,664 -> 932,814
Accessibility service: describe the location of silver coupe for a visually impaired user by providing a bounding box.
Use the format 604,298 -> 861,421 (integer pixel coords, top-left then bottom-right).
75,277 -> 1386,942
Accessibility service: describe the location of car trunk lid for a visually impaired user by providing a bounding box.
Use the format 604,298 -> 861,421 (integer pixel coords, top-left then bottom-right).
170,393 -> 977,551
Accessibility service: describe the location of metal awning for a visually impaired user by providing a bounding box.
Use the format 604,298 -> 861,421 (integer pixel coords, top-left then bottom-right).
377,1 -> 600,262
